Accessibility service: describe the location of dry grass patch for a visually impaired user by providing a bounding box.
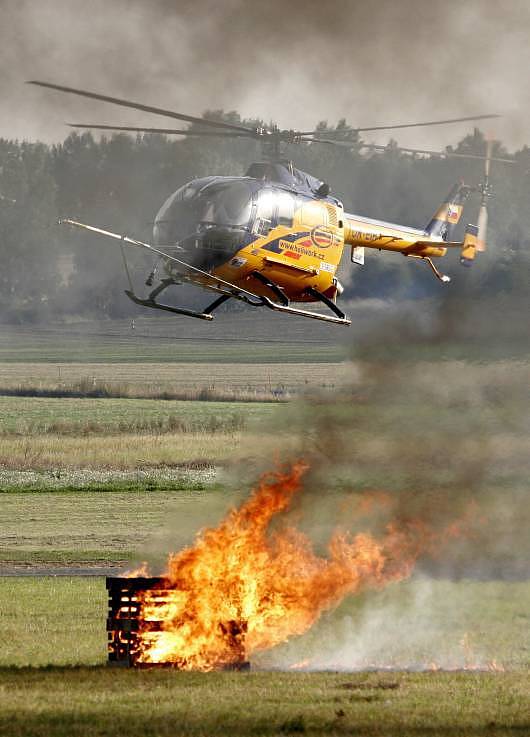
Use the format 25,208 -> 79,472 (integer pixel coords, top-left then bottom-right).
0,431 -> 243,470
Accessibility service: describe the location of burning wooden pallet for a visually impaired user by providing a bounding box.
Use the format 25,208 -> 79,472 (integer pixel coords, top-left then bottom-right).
106,577 -> 250,670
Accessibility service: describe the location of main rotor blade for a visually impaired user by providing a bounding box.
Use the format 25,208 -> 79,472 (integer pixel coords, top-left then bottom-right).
28,80 -> 256,135
299,136 -> 358,147
299,114 -> 501,137
67,123 -> 257,138
360,142 -> 514,164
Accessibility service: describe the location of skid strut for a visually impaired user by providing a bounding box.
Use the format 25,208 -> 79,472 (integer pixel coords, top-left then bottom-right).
305,286 -> 347,320
251,271 -> 289,305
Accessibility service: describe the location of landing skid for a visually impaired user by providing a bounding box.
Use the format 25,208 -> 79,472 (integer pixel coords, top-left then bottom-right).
125,280 -> 351,325
125,290 -> 214,321
260,296 -> 350,325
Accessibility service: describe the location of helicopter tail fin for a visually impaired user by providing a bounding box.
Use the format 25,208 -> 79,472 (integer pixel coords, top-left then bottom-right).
425,182 -> 469,240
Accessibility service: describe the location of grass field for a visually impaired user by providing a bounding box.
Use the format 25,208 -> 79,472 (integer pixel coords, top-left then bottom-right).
1,298 -> 529,365
0,396 -> 286,473
0,486 -> 226,571
1,358 -> 528,576
1,319 -> 528,735
0,317 -> 346,364
0,361 -> 348,399
0,668 -> 527,737
0,396 -> 280,434
0,431 -> 242,472
1,359 -> 528,475
2,577 -> 529,669
0,577 -> 528,736
2,471 -> 529,577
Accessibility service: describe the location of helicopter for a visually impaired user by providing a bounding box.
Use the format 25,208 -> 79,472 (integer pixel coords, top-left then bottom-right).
28,81 -> 512,326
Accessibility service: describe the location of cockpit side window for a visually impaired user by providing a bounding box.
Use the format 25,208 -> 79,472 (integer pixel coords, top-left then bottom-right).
154,178 -> 212,245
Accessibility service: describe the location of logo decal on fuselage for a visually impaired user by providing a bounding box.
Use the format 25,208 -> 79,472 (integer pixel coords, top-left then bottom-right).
261,230 -> 311,255
229,256 -> 247,268
310,226 -> 334,249
261,227 -> 335,258
447,204 -> 462,224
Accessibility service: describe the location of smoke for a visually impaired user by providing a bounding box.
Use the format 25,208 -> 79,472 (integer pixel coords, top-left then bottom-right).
258,576 -> 517,671
225,295 -> 529,671
1,0 -> 529,149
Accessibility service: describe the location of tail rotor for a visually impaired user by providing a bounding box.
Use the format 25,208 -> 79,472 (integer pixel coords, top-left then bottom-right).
460,137 -> 499,266
476,138 -> 493,252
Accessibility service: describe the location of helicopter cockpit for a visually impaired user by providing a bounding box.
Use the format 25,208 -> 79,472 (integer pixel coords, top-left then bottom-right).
153,176 -> 297,269
153,177 -> 258,266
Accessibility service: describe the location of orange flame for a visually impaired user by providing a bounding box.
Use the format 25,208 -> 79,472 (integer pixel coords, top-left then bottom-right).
124,562 -> 149,578
135,462 -> 470,670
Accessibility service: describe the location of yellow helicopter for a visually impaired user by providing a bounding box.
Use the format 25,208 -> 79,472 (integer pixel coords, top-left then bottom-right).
29,81 -> 511,326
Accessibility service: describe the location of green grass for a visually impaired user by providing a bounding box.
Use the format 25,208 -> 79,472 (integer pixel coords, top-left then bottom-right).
0,396 -> 281,435
0,578 -> 105,667
0,578 -> 528,736
0,550 -> 133,568
0,319 -> 345,364
0,487 -> 223,570
0,668 -> 528,737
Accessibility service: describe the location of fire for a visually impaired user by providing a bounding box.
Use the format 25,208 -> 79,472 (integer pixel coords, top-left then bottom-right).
135,462 -> 471,670
124,562 -> 149,578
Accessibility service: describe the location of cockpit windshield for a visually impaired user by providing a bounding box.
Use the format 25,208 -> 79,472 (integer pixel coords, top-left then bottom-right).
153,178 -> 254,246
197,181 -> 253,227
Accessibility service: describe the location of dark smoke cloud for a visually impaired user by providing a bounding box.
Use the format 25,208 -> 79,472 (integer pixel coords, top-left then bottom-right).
225,294 -> 530,584
243,301 -> 529,670
1,0 -> 528,149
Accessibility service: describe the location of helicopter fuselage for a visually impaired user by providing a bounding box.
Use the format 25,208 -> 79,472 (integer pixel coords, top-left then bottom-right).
153,170 -> 453,305
153,174 -> 347,303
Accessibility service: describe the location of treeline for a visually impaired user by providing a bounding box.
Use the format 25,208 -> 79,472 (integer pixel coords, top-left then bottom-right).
0,119 -> 528,323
